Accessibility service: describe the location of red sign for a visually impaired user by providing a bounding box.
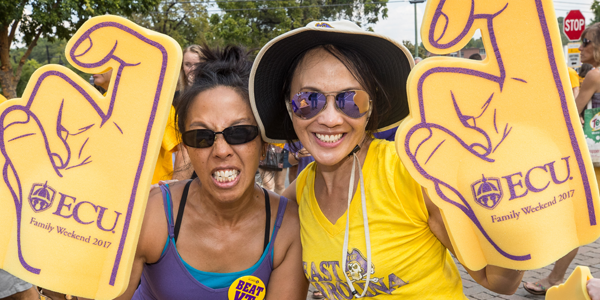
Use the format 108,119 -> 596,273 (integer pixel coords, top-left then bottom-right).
564,10 -> 586,41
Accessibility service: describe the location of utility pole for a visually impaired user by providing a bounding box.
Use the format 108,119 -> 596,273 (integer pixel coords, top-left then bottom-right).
409,0 -> 425,58
46,45 -> 51,64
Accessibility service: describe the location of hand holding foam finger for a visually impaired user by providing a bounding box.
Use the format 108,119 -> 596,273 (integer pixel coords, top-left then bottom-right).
396,0 -> 600,270
0,16 -> 181,299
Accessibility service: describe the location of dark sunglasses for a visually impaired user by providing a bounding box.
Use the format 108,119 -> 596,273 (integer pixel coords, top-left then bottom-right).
182,125 -> 259,148
289,90 -> 371,120
583,38 -> 592,47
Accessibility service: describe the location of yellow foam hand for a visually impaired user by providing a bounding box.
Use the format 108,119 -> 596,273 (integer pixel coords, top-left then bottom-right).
0,15 -> 181,299
396,0 -> 600,270
546,266 -> 593,300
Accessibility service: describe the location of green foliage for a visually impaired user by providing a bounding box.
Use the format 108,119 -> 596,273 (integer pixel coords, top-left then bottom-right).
402,40 -> 426,59
15,59 -> 42,97
1,0 -> 160,44
206,0 -> 389,49
465,37 -> 483,49
557,17 -> 572,46
13,38 -> 66,66
592,0 -> 600,25
10,38 -> 91,97
129,0 -> 211,48
1,0 -> 160,99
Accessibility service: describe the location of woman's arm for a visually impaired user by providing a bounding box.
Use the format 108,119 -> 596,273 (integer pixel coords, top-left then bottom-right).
423,188 -> 524,295
265,200 -> 309,299
281,179 -> 297,203
576,70 -> 600,114
287,148 -> 311,166
287,151 -> 300,166
114,188 -> 169,300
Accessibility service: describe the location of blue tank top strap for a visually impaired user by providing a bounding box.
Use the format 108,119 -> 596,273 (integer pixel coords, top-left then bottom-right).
269,196 -> 288,248
159,184 -> 175,238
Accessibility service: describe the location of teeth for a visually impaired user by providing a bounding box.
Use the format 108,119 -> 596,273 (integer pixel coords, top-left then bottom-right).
316,133 -> 343,143
212,169 -> 240,182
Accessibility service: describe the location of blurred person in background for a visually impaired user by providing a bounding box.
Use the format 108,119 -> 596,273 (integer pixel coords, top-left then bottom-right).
568,66 -> 580,98
579,63 -> 594,85
173,45 -> 203,180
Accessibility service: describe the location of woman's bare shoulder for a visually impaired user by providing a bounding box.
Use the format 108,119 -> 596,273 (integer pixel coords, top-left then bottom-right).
138,184 -> 176,263
585,68 -> 600,84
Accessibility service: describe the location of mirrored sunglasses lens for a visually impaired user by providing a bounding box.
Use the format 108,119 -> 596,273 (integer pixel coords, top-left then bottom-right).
291,92 -> 326,119
339,91 -> 369,118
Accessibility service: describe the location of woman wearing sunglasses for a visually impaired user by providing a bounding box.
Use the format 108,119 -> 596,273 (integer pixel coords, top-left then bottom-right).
575,23 -> 600,114
115,46 -> 307,299
250,21 -> 524,299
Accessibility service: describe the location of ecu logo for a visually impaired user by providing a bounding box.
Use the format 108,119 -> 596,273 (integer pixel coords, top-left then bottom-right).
471,175 -> 503,210
28,182 -> 56,213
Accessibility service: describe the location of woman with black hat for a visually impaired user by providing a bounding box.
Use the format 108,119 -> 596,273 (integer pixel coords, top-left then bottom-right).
250,20 -> 524,299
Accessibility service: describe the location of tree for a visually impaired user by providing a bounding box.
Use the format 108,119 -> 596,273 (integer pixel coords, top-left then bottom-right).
0,0 -> 159,99
129,0 -> 211,48
557,17 -> 571,46
8,38 -> 91,97
207,0 -> 389,48
465,37 -> 483,49
402,40 -> 426,59
15,59 -> 41,97
592,0 -> 600,25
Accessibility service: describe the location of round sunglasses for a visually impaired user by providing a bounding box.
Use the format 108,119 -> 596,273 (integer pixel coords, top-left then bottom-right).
182,125 -> 259,148
289,90 -> 371,120
583,37 -> 592,47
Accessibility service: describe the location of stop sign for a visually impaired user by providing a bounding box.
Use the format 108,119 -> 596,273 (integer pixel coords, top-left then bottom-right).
564,10 -> 586,41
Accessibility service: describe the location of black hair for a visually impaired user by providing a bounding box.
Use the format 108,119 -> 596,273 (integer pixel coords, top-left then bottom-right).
176,45 -> 253,135
580,63 -> 594,78
469,53 -> 482,60
280,44 -> 391,152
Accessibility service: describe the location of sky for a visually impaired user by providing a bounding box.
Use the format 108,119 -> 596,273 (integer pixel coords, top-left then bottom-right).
372,0 -> 596,45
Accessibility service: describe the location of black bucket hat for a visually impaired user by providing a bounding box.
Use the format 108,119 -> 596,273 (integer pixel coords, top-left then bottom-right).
250,20 -> 414,143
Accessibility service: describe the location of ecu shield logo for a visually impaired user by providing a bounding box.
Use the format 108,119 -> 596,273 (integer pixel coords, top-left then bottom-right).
28,182 -> 56,213
471,175 -> 503,210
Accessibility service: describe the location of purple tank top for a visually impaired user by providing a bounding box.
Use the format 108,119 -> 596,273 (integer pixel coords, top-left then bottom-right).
132,185 -> 288,299
591,93 -> 600,108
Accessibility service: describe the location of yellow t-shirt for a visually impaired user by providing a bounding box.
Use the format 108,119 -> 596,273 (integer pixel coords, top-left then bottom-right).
152,105 -> 180,184
568,67 -> 580,88
296,139 -> 466,299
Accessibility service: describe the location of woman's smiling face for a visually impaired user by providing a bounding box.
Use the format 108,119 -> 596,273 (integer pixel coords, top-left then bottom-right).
289,47 -> 369,167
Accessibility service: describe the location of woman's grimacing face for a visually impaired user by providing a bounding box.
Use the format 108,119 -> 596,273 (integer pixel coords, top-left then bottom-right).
183,51 -> 202,84
185,86 -> 262,202
289,48 -> 369,167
